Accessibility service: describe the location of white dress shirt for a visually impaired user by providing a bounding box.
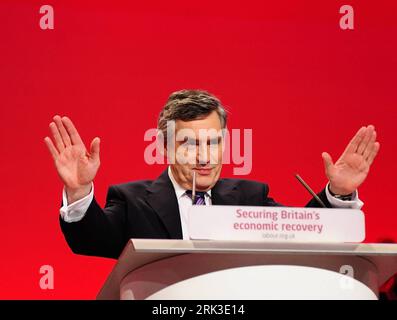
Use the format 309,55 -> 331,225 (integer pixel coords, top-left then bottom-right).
60,168 -> 363,239
167,167 -> 212,239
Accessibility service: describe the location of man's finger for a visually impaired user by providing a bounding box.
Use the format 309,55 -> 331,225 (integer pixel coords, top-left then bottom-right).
367,142 -> 380,166
344,126 -> 366,155
322,152 -> 334,172
89,137 -> 100,161
53,115 -> 72,147
49,122 -> 65,152
363,130 -> 377,160
357,125 -> 375,155
44,137 -> 59,160
62,116 -> 85,146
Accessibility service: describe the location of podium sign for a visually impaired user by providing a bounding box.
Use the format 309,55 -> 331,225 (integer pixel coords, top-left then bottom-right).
188,206 -> 365,242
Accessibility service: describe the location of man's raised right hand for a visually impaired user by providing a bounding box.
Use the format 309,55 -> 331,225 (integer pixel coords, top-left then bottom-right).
44,115 -> 101,204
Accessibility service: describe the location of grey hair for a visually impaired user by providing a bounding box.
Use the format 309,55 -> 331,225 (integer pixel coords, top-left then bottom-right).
158,89 -> 227,143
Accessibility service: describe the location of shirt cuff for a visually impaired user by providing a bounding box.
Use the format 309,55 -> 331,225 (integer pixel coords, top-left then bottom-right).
325,182 -> 364,209
60,183 -> 94,223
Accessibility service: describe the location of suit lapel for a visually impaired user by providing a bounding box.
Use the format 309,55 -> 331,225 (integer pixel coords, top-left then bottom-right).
146,169 -> 183,239
146,171 -> 241,238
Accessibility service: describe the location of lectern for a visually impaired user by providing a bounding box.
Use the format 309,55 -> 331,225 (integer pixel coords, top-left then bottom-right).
97,239 -> 397,300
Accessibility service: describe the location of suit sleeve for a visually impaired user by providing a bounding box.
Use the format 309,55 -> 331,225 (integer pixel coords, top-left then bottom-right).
305,188 -> 332,208
262,183 -> 332,208
59,185 -> 127,259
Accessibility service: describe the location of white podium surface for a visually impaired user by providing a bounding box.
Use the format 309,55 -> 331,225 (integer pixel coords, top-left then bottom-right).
97,239 -> 397,300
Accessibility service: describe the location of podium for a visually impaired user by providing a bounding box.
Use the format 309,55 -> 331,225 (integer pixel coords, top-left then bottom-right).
97,239 -> 397,300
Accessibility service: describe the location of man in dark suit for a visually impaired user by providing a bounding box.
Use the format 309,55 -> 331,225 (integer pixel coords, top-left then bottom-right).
44,90 -> 380,259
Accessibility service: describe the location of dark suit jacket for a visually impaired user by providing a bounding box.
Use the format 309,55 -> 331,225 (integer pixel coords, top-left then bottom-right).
60,169 -> 332,259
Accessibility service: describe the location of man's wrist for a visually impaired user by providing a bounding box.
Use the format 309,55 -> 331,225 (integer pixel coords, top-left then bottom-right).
65,184 -> 92,204
328,184 -> 353,201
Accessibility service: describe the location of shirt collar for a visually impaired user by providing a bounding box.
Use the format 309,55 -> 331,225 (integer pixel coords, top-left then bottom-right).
168,166 -> 212,199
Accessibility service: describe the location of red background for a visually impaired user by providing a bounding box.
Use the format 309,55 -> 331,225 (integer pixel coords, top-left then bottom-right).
0,0 -> 396,299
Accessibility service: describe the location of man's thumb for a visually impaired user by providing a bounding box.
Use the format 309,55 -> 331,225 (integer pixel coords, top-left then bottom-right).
90,137 -> 101,160
321,152 -> 333,171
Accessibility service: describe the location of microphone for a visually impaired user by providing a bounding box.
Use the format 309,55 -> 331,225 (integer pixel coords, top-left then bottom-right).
192,170 -> 196,205
295,174 -> 326,208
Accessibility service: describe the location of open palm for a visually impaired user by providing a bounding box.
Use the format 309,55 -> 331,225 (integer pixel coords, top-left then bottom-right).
322,125 -> 380,195
44,115 -> 100,201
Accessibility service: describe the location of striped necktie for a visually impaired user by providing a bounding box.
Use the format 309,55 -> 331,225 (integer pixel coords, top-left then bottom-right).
185,190 -> 207,205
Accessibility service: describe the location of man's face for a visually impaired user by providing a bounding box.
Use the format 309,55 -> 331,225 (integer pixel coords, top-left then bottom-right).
167,111 -> 223,191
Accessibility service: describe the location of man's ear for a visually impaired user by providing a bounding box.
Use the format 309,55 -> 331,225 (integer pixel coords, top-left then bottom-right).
157,129 -> 176,164
221,127 -> 228,152
156,130 -> 166,157
221,127 -> 230,164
